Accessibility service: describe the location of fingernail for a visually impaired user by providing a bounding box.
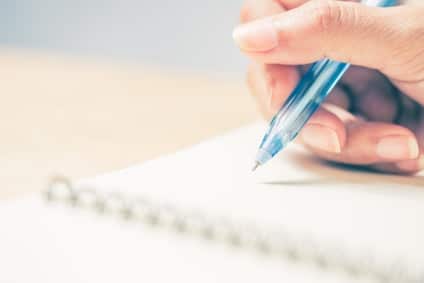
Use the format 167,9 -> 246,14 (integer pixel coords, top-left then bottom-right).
301,124 -> 341,153
376,136 -> 419,160
232,19 -> 279,52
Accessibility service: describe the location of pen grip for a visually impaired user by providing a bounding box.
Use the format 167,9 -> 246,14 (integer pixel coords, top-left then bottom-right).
258,59 -> 349,161
275,59 -> 349,139
282,59 -> 350,130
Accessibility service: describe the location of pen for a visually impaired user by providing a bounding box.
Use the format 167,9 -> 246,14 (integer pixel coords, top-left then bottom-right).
253,0 -> 398,171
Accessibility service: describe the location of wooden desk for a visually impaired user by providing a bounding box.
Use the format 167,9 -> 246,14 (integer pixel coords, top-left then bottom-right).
0,50 -> 258,198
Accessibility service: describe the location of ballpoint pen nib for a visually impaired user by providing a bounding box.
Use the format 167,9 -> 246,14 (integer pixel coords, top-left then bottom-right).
252,162 -> 261,172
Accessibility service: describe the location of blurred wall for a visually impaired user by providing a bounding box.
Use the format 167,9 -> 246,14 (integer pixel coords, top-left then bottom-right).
0,0 -> 246,74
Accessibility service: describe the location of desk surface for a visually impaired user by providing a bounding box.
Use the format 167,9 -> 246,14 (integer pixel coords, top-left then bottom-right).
0,50 -> 258,198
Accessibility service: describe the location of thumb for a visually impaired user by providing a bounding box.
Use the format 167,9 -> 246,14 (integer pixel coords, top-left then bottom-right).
233,0 -> 415,76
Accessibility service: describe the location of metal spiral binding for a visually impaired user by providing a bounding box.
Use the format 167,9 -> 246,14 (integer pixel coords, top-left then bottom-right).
45,176 -> 423,283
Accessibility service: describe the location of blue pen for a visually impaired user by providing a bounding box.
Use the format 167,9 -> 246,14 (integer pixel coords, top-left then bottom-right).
253,0 -> 398,171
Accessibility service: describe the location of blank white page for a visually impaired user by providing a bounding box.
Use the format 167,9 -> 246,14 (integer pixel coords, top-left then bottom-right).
1,123 -> 423,283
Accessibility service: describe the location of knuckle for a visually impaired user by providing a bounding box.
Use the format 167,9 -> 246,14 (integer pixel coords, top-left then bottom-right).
309,0 -> 345,34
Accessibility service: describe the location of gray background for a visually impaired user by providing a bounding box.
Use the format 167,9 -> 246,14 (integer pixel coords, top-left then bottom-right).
1,0 -> 247,75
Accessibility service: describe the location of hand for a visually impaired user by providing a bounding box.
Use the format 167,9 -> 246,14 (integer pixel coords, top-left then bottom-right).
233,0 -> 424,174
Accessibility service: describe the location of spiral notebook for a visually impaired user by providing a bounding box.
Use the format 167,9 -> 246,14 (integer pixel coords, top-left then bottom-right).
1,123 -> 423,283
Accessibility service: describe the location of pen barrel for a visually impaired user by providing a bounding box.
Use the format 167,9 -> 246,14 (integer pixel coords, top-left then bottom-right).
258,59 -> 349,161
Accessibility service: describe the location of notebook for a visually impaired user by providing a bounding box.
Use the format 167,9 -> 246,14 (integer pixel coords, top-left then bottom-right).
1,123 -> 423,283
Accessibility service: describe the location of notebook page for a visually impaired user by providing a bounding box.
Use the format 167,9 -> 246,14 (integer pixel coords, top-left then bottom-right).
1,123 -> 423,283
0,195 -> 380,283
84,123 -> 424,264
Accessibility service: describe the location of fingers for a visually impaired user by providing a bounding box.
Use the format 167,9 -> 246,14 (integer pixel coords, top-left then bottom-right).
266,64 -> 300,113
247,63 -> 348,153
247,62 -> 424,174
247,63 -> 299,118
233,0 -> 414,74
374,111 -> 424,174
238,0 -> 424,174
238,0 -> 424,108
241,0 -> 301,117
299,104 -> 348,154
298,104 -> 422,170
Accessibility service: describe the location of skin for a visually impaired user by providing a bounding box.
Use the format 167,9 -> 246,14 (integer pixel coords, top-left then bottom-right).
233,0 -> 424,174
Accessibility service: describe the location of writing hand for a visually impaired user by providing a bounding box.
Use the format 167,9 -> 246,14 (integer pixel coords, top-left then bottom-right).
233,0 -> 424,174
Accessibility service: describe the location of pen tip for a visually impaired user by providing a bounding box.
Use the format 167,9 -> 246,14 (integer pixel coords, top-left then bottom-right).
252,162 -> 261,172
